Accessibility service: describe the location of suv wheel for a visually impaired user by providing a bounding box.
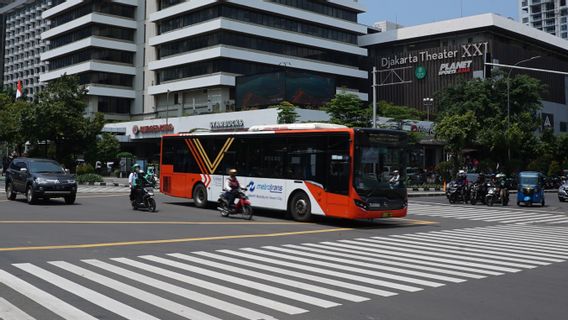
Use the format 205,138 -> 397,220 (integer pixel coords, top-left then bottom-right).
26,185 -> 37,204
64,193 -> 76,205
6,182 -> 16,200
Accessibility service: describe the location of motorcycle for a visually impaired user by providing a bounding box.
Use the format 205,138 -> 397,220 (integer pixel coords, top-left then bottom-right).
486,183 -> 509,206
131,181 -> 156,212
469,181 -> 489,205
446,181 -> 469,204
217,188 -> 253,220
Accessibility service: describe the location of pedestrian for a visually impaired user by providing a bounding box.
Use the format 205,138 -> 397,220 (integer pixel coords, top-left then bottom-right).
1,155 -> 8,176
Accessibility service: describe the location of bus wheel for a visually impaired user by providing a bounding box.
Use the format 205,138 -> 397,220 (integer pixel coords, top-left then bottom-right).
290,192 -> 312,222
193,184 -> 208,208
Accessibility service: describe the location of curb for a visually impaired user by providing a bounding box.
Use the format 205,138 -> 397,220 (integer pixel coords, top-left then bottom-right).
408,193 -> 445,198
408,189 -> 558,198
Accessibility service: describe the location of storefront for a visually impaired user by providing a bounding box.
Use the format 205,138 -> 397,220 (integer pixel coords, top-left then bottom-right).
102,108 -> 330,163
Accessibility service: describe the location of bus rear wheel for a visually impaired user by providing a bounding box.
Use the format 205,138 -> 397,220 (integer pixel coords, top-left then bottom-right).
193,184 -> 208,208
290,192 -> 312,222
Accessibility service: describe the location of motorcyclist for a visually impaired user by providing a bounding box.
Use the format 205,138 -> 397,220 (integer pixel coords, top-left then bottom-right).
495,173 -> 507,188
456,170 -> 467,186
456,170 -> 468,197
144,166 -> 157,187
223,168 -> 245,208
389,170 -> 401,186
128,164 -> 140,202
134,168 -> 151,204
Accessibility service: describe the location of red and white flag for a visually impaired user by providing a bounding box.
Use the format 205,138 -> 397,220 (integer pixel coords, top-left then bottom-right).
15,80 -> 22,99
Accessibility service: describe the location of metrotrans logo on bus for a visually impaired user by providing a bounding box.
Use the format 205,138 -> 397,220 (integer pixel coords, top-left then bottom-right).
248,181 -> 283,194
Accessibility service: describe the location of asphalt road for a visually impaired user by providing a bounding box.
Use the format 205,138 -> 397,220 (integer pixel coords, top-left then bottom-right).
1,192 -> 567,320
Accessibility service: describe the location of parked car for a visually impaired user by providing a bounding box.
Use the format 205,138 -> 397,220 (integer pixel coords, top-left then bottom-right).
5,158 -> 77,204
406,167 -> 422,184
559,180 -> 568,202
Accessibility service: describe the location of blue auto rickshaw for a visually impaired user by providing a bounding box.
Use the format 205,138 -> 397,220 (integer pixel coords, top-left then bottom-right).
517,171 -> 545,207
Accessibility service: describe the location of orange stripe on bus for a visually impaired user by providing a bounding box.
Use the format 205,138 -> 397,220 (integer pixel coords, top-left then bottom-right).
185,139 -> 208,175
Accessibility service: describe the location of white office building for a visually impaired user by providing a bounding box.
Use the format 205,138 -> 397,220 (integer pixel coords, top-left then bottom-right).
1,0 -> 51,99
519,0 -> 568,39
36,0 -> 368,121
39,0 -> 146,120
145,0 -> 369,118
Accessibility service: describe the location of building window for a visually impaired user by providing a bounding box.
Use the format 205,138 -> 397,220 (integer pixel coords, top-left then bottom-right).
561,122 -> 567,132
98,97 -> 131,114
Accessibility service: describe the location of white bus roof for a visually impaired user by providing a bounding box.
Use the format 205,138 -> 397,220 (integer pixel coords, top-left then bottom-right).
248,123 -> 347,132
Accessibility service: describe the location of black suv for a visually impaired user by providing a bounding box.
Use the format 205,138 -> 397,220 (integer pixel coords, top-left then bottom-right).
5,158 -> 77,204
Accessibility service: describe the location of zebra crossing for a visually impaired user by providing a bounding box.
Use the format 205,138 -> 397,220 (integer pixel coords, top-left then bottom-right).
1,224 -> 567,319
409,202 -> 568,225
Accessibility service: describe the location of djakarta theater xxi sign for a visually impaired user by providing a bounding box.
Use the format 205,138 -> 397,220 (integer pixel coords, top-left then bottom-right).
380,42 -> 489,77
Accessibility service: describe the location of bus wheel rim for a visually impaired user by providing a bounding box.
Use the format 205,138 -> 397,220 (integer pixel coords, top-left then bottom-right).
295,199 -> 308,215
198,189 -> 206,202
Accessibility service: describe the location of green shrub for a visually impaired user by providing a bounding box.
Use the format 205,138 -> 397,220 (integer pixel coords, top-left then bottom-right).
77,173 -> 103,184
76,163 -> 95,175
435,161 -> 454,182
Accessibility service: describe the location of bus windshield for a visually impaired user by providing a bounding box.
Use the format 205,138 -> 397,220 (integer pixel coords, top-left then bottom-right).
354,131 -> 407,197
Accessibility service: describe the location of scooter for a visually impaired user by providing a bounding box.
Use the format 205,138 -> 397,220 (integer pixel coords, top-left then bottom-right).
446,181 -> 469,204
469,181 -> 489,205
131,182 -> 156,212
486,183 -> 509,206
218,189 -> 253,220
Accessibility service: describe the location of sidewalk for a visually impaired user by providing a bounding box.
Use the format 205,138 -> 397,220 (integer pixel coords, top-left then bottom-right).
79,177 -> 130,188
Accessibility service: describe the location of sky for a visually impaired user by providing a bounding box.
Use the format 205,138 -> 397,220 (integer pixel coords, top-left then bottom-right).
358,0 -> 518,27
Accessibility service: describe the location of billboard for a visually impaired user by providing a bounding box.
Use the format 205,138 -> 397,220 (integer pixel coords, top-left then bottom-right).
236,71 -> 335,109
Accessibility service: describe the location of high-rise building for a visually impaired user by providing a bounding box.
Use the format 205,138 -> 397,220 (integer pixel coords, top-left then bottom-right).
37,0 -> 368,120
1,0 -> 51,99
144,0 -> 368,117
519,0 -> 568,39
39,0 -> 146,120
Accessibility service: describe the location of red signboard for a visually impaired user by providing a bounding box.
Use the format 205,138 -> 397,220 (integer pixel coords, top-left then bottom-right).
133,124 -> 174,135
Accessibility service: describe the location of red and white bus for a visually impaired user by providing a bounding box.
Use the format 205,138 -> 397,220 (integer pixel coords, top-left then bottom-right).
160,123 -> 408,221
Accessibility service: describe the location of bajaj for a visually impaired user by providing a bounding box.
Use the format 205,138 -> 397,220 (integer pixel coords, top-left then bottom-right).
517,171 -> 545,207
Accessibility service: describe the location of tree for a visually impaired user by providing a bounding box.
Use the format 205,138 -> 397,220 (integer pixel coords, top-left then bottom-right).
435,72 -> 544,171
435,111 -> 479,173
0,92 -> 33,152
20,75 -> 105,168
324,93 -> 370,127
378,100 -> 424,121
96,133 -> 121,164
273,101 -> 299,124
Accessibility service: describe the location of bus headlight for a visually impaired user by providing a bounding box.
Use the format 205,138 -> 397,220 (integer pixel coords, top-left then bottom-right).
354,199 -> 368,210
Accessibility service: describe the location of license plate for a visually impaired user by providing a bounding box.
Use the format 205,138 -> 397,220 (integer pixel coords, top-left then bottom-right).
382,212 -> 393,218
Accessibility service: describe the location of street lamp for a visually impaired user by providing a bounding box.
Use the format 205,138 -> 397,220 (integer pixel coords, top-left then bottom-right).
422,97 -> 434,121
506,55 -> 540,162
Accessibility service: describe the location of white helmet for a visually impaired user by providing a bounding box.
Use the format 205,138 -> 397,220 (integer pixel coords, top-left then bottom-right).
496,173 -> 505,178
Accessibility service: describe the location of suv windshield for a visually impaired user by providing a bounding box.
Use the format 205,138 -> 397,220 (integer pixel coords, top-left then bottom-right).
30,161 -> 65,174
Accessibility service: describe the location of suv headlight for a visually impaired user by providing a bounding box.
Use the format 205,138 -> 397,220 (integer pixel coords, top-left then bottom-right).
35,177 -> 60,185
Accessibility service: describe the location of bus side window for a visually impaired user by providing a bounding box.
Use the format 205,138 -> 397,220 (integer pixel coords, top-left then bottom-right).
262,137 -> 286,179
286,136 -> 327,187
